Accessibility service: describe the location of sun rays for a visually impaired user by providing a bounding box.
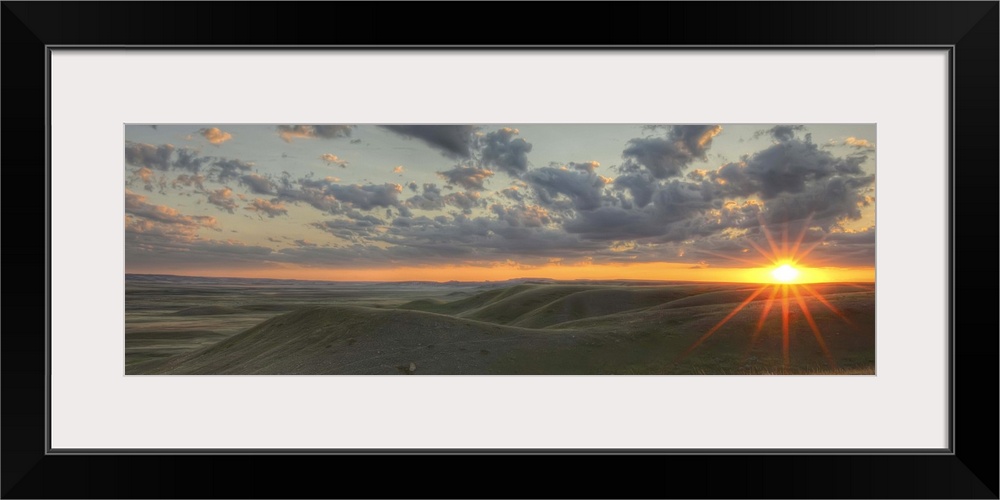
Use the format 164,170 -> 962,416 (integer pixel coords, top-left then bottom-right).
683,214 -> 854,371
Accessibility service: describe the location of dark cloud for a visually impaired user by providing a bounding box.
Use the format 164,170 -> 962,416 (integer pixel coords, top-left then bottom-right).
277,125 -> 353,142
479,127 -> 533,176
760,174 -> 875,225
523,167 -> 608,211
721,138 -> 867,200
612,172 -> 657,208
213,158 -> 254,182
125,142 -> 175,170
374,214 -> 604,262
380,125 -> 477,158
275,177 -> 340,213
239,173 -> 276,195
174,149 -> 210,173
406,181 -> 419,192
499,186 -> 526,202
311,213 -> 385,242
651,180 -> 714,222
405,183 -> 445,211
171,174 -> 206,191
620,125 -> 722,179
437,165 -> 494,191
326,183 -> 406,212
562,206 -> 664,241
753,125 -> 806,142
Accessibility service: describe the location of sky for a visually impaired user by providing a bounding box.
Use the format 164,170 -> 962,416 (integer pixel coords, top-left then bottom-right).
124,124 -> 876,282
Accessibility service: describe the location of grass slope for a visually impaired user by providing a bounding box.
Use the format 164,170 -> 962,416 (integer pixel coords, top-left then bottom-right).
130,283 -> 876,375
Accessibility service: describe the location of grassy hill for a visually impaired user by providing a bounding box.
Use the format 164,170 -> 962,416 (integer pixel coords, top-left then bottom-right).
129,283 -> 876,375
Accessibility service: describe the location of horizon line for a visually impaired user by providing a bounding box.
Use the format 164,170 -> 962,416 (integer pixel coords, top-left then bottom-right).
124,272 -> 876,285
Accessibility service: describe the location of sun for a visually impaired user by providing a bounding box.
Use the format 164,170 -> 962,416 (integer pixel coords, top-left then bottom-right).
771,263 -> 800,283
680,213 -> 856,372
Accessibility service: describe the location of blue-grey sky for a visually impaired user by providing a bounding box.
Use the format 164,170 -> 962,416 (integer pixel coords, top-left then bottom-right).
124,124 -> 875,281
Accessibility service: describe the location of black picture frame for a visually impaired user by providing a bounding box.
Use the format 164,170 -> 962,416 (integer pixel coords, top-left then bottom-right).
3,2 -> 996,498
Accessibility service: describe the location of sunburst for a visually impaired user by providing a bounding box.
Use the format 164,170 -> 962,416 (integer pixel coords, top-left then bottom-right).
681,214 -> 854,372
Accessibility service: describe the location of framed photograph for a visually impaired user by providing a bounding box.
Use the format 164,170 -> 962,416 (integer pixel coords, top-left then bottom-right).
4,2 -> 996,498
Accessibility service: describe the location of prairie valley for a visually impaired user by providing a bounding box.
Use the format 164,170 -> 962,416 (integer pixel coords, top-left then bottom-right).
126,274 -> 875,375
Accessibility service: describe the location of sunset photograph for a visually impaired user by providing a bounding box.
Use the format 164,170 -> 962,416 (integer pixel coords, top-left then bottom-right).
124,123 -> 876,375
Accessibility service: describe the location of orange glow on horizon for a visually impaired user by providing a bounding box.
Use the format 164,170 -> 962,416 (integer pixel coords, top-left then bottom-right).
676,214 -> 870,371
127,262 -> 874,284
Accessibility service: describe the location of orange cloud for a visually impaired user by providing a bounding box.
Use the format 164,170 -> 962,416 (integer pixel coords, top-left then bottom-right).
199,127 -> 233,145
844,137 -> 875,149
244,198 -> 288,218
320,154 -> 348,167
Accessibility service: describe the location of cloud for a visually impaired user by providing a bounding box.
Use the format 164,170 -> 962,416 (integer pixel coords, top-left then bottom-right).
620,125 -> 722,179
327,183 -> 405,212
320,154 -> 349,167
171,174 -> 206,190
523,167 -> 608,211
198,127 -> 233,145
720,138 -> 867,200
124,142 -> 209,174
281,176 -> 409,216
124,142 -> 175,170
405,183 -> 445,210
479,127 -> 533,176
277,125 -> 353,142
437,165 -> 494,191
490,204 -> 554,228
245,198 -> 288,218
125,189 -> 218,229
612,172 -> 657,208
759,174 -> 875,225
125,218 -> 276,270
213,158 -> 254,182
239,173 -> 276,194
310,213 -> 385,242
124,124 -> 876,272
206,187 -> 238,213
380,125 -> 477,158
753,125 -> 805,142
499,186 -> 525,202
174,149 -> 210,173
843,137 -> 876,150
443,191 -> 482,213
650,180 -> 714,222
569,161 -> 600,172
562,206 -> 663,240
129,167 -> 157,192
